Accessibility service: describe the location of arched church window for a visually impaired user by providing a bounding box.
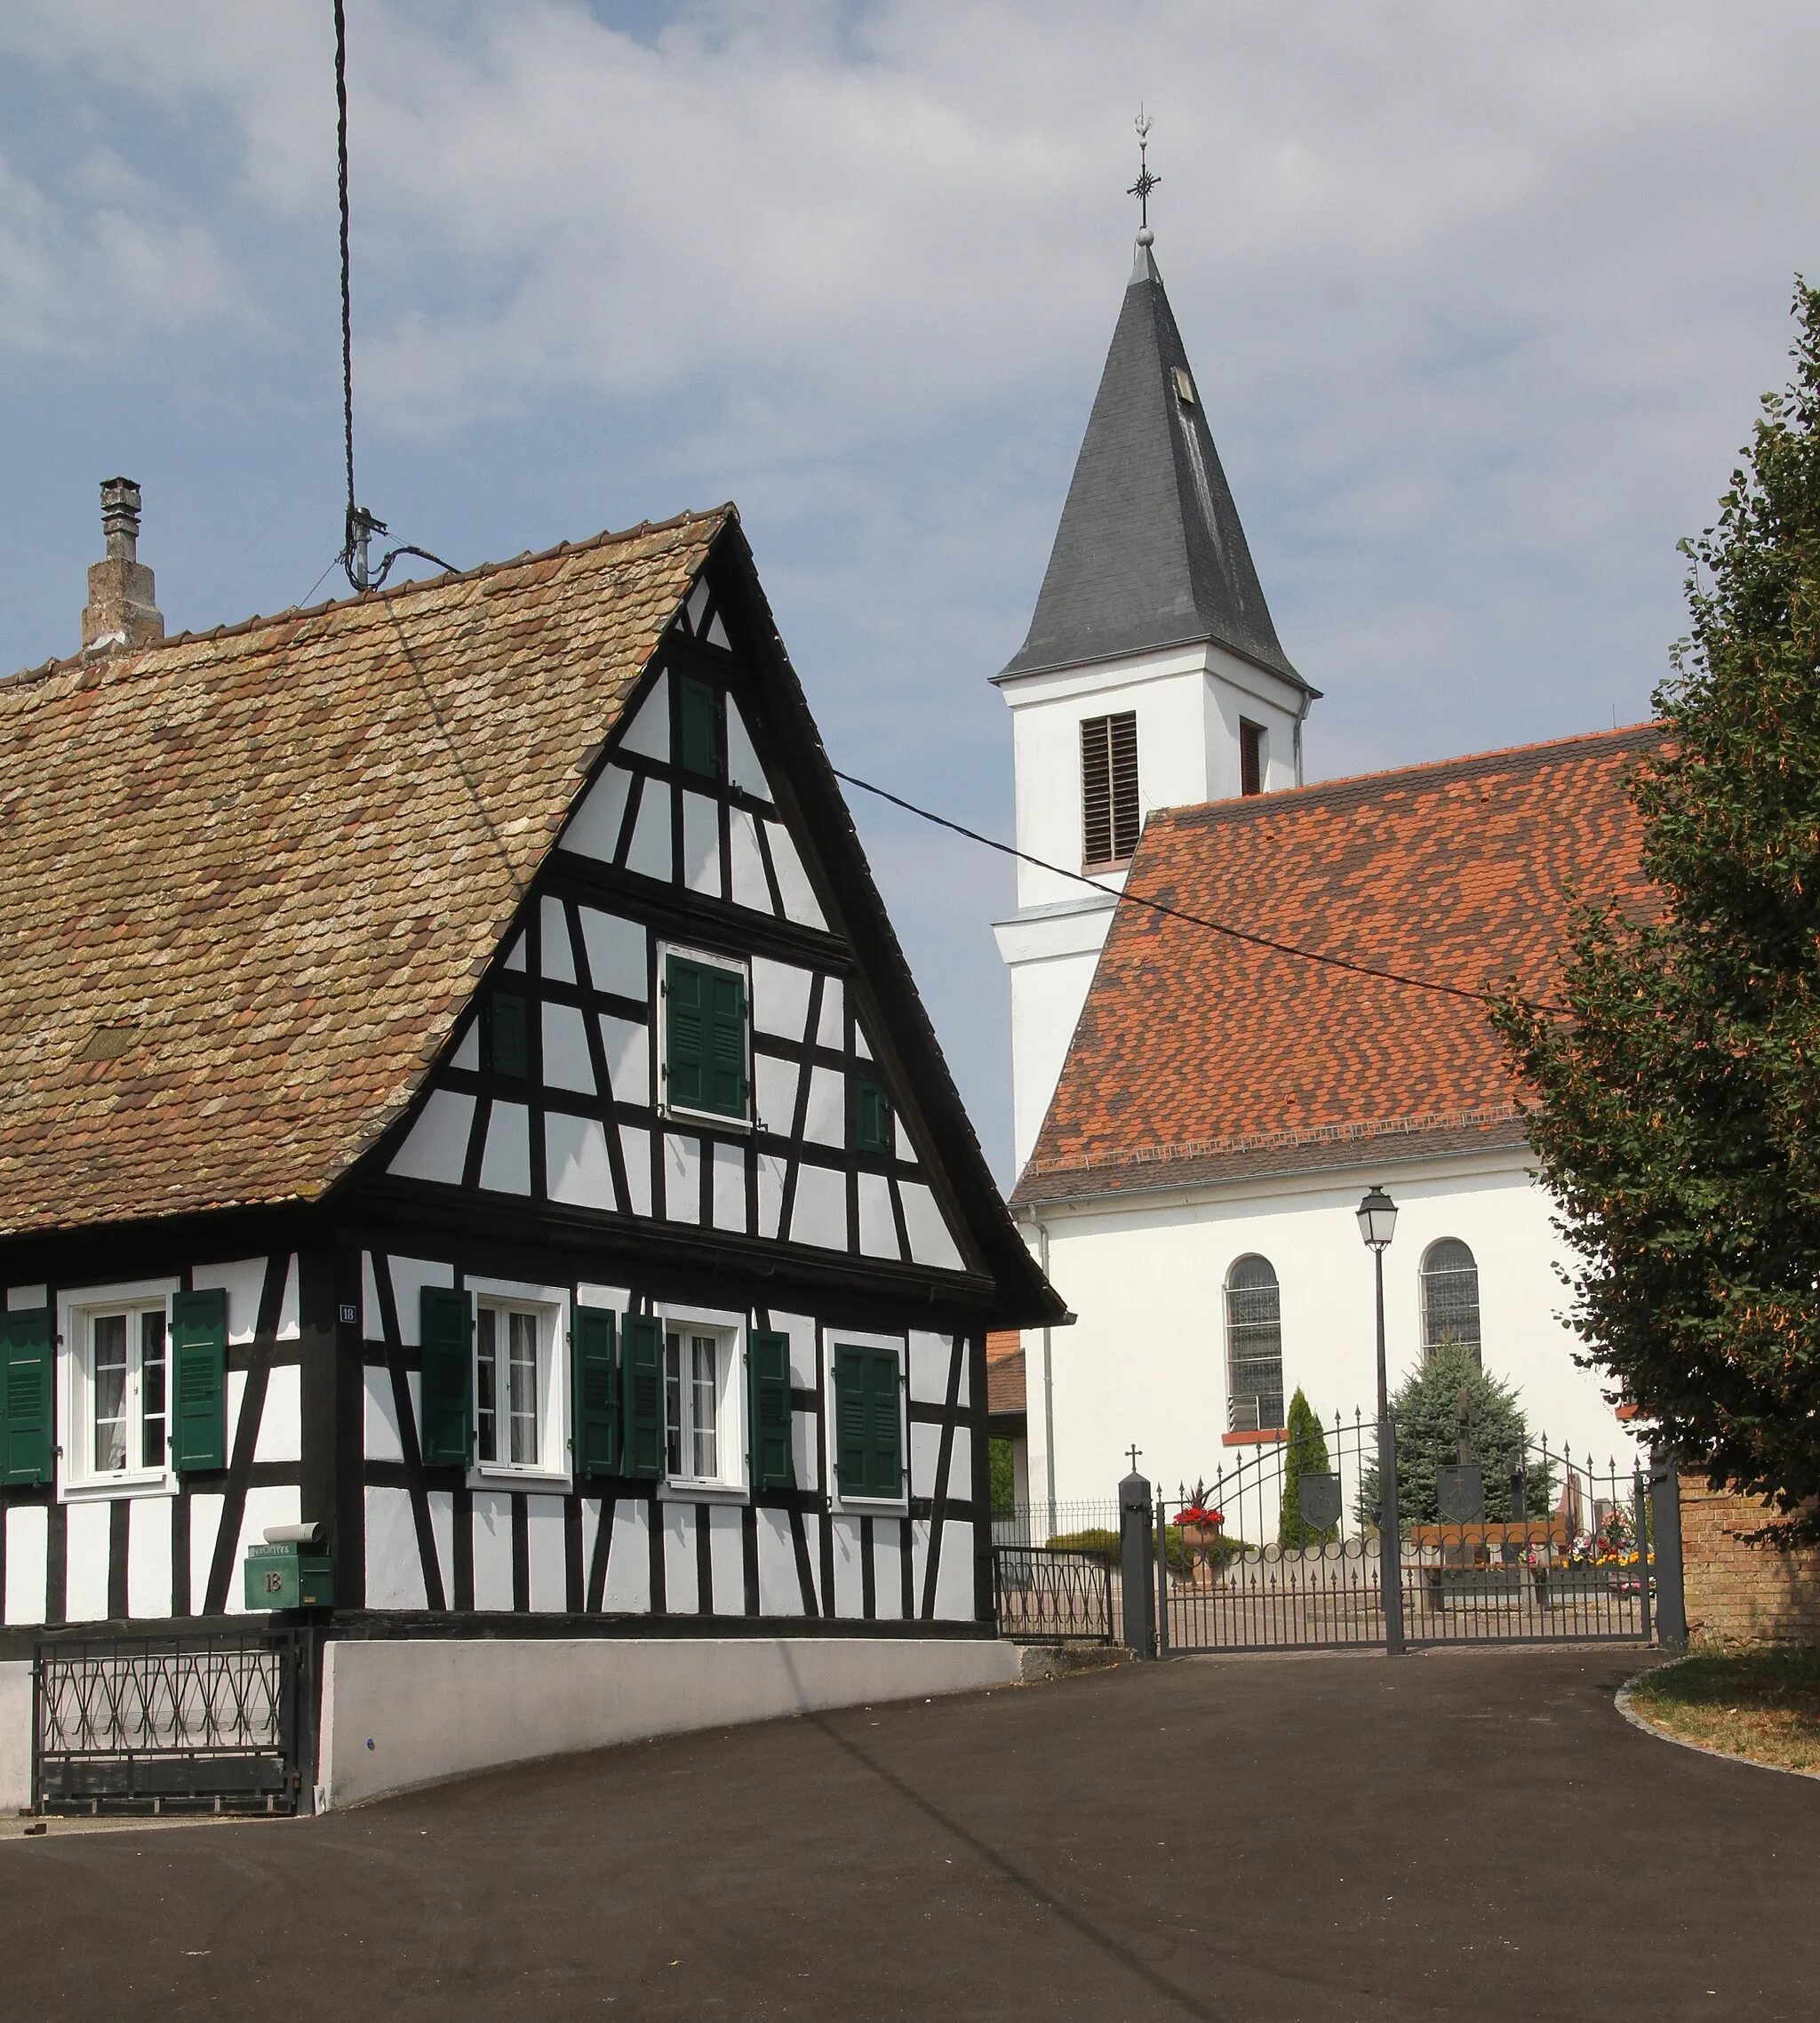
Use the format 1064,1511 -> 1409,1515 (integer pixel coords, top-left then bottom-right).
1225,1254 -> 1284,1433
1082,711 -> 1140,867
1421,1239 -> 1481,1363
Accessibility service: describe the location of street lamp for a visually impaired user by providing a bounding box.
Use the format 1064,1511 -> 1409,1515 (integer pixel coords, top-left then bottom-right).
1357,1186 -> 1405,1655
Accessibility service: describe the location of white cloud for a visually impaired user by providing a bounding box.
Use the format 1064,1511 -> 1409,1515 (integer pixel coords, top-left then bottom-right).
3,0 -> 1818,1172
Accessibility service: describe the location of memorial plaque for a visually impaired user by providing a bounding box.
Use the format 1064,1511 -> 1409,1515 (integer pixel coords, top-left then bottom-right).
1436,1463 -> 1485,1523
1298,1472 -> 1342,1531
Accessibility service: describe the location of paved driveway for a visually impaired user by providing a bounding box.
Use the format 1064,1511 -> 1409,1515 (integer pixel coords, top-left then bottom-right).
4,1646 -> 1816,2021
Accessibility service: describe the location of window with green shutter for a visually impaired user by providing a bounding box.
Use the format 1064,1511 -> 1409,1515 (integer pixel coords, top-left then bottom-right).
664,955 -> 748,1117
833,1344 -> 903,1500
419,1285 -> 475,1467
0,1306 -> 53,1487
489,990 -> 528,1078
677,673 -> 722,780
621,1313 -> 665,1478
851,1077 -> 892,1154
748,1330 -> 794,1491
170,1287 -> 228,1474
572,1307 -> 620,1478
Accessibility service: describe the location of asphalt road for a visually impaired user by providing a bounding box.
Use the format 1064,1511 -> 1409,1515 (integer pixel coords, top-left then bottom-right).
4,1646 -> 1815,2021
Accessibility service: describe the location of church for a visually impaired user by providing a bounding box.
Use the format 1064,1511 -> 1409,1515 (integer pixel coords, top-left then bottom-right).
989,221 -> 1653,1523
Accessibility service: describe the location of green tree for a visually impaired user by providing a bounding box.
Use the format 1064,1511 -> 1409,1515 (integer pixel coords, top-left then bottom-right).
988,1438 -> 1017,1520
1356,1344 -> 1551,1528
1278,1387 -> 1337,1547
1491,283 -> 1820,1535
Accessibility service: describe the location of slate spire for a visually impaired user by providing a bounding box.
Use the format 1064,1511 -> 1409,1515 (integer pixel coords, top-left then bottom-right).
1002,238 -> 1301,684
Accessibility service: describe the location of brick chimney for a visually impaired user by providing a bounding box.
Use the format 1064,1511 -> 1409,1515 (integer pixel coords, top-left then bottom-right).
81,477 -> 164,653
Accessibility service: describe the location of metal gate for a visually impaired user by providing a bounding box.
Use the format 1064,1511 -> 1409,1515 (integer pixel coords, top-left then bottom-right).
1156,1412 -> 1658,1656
34,1630 -> 304,1815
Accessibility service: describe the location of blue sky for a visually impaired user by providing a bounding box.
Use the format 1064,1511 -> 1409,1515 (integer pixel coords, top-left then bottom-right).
4,1 -> 1817,1179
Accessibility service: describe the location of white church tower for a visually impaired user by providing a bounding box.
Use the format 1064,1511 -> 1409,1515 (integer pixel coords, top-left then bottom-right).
992,217 -> 1319,1172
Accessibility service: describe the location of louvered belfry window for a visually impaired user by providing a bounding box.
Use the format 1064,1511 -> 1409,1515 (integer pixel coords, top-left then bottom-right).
1081,711 -> 1140,868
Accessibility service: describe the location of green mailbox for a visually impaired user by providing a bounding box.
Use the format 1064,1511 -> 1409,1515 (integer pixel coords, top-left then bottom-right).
243,1539 -> 335,1611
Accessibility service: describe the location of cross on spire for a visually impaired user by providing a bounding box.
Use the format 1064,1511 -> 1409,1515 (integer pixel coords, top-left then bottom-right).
1128,108 -> 1159,236
1127,1443 -> 1144,1473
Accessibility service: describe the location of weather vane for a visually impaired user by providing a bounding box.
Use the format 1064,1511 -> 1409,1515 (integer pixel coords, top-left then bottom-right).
1128,108 -> 1159,237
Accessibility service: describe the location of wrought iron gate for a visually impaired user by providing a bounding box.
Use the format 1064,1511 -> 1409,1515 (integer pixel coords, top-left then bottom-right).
34,1631 -> 305,1815
1156,1412 -> 1658,1656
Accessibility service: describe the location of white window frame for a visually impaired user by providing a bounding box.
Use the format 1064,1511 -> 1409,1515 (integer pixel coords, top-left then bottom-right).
657,940 -> 754,1131
654,1301 -> 747,1503
464,1275 -> 571,1492
57,1277 -> 180,1503
824,1327 -> 911,1518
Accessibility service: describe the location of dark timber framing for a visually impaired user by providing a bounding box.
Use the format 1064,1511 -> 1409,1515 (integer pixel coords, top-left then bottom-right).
1,519 -> 1058,1683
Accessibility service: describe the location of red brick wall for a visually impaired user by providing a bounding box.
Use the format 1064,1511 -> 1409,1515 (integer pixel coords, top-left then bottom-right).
1678,1473 -> 1820,1651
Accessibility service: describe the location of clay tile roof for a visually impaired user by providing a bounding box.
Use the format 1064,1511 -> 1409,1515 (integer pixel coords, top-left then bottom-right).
986,1329 -> 1026,1417
0,508 -> 729,1236
1012,724 -> 1661,1208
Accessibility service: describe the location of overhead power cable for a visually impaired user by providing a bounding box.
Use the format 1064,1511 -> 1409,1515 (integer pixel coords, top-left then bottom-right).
331,1 -> 454,595
832,766 -> 1564,1014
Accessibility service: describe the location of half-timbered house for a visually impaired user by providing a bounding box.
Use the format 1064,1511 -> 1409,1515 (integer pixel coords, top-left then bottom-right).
0,488 -> 1061,1811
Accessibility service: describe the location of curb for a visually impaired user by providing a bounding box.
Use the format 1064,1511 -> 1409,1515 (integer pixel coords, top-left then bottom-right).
1616,1671 -> 1820,1784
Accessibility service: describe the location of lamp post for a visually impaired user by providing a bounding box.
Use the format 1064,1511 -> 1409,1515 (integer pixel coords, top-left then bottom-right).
1357,1185 -> 1405,1656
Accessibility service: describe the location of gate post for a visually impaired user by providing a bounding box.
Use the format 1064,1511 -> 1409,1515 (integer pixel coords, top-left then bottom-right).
1379,1409 -> 1406,1656
1119,1468 -> 1155,1658
1648,1444 -> 1688,1654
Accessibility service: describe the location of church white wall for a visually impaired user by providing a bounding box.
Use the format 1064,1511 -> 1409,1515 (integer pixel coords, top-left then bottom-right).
995,924 -> 1113,1172
1021,1150 -> 1638,1515
994,640 -> 1308,1171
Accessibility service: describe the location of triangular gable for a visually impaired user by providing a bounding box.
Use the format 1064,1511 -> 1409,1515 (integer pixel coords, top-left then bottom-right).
374,524 -> 1055,1321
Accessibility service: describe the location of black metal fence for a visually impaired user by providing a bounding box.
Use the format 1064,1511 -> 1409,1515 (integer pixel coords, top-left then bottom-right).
34,1630 -> 304,1815
992,1545 -> 1116,1644
1150,1413 -> 1660,1656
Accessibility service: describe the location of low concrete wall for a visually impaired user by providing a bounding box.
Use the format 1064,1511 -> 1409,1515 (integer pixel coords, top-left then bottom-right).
0,1661 -> 31,1814
318,1635 -> 1020,1810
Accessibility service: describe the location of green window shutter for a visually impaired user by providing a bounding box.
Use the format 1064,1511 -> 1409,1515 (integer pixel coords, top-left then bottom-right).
572,1307 -> 620,1479
171,1288 -> 228,1474
665,957 -> 747,1118
678,674 -> 722,779
834,1345 -> 901,1499
851,1077 -> 892,1154
621,1314 -> 666,1479
866,1347 -> 903,1498
834,1347 -> 868,1496
0,1307 -> 53,1487
748,1330 -> 794,1491
419,1285 -> 475,1467
490,990 -> 528,1078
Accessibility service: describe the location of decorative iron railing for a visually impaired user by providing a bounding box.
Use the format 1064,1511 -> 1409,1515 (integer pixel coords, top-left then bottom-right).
35,1631 -> 302,1815
992,1546 -> 1116,1644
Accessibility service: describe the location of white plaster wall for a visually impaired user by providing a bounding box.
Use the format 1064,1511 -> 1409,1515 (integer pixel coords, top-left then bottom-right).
997,929 -> 1111,1173
0,1661 -> 29,1813
1026,1150 -> 1638,1512
318,1635 -> 1019,1809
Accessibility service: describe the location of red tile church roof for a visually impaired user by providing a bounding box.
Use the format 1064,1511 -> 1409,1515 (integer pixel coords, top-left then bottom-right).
1012,725 -> 1661,1207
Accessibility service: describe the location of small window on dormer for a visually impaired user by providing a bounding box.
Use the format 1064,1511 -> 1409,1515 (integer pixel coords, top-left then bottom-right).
851,1077 -> 892,1155
488,991 -> 528,1078
1240,720 -> 1265,798
1172,365 -> 1196,405
1082,711 -> 1140,868
677,674 -> 723,780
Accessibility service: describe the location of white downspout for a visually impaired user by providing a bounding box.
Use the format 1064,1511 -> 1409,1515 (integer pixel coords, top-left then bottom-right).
1037,1216 -> 1057,1541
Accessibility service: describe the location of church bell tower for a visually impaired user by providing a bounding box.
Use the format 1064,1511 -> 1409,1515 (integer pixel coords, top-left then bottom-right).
992,149 -> 1318,1174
